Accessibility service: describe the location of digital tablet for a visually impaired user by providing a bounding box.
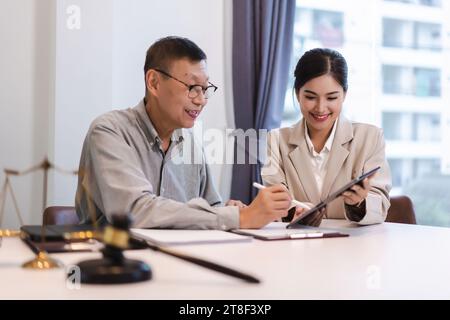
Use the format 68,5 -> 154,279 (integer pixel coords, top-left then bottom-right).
286,166 -> 381,229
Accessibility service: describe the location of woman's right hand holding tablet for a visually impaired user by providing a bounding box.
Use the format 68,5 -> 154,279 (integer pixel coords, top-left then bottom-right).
292,203 -> 326,227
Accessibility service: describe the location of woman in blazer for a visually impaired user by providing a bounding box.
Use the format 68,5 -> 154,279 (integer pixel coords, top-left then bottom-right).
261,48 -> 391,226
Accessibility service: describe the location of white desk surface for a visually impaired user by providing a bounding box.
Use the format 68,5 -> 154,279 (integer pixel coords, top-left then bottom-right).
1,219 -> 450,299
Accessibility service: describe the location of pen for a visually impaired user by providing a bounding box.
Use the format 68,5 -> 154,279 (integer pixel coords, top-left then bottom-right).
67,230 -> 260,283
132,236 -> 260,284
252,182 -> 312,210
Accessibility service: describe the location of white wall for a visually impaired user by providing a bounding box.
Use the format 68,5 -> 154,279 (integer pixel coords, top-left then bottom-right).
52,0 -> 113,206
0,0 -> 234,228
0,0 -> 54,227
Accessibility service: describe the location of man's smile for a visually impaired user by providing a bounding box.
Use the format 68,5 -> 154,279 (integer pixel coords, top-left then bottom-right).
185,108 -> 200,119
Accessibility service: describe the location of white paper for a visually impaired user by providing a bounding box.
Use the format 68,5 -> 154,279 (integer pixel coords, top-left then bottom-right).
131,228 -> 252,246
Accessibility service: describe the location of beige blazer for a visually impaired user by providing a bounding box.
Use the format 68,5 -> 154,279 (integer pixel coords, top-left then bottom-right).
261,117 -> 392,224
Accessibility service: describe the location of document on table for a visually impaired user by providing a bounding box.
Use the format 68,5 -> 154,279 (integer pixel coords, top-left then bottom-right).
231,222 -> 349,240
131,228 -> 252,246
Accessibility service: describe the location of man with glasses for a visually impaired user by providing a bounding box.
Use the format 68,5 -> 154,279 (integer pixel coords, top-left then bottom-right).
75,36 -> 291,229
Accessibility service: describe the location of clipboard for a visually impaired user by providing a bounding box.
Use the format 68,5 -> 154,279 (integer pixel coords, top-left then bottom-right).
231,222 -> 348,240
286,166 -> 381,229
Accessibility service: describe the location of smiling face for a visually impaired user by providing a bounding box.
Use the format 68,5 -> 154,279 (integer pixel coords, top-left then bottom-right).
297,74 -> 346,136
146,58 -> 209,134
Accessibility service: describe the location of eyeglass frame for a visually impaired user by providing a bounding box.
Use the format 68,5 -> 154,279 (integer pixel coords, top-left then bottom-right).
153,68 -> 218,99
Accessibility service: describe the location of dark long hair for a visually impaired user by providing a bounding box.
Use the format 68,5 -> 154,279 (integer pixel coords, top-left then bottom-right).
294,48 -> 348,94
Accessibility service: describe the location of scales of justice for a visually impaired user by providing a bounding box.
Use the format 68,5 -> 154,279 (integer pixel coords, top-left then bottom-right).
0,157 -> 78,269
0,157 -> 152,284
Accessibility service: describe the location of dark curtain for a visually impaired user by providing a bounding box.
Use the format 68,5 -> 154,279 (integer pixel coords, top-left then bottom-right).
230,0 -> 296,204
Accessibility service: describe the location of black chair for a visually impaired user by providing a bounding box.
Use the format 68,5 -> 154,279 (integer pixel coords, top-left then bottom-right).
386,195 -> 417,224
43,206 -> 79,225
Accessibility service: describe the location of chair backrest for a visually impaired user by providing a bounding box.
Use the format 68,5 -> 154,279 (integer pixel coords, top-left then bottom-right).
386,195 -> 417,224
43,206 -> 79,225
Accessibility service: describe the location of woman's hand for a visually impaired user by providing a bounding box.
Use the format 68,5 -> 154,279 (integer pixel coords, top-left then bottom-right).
342,178 -> 370,207
291,203 -> 325,227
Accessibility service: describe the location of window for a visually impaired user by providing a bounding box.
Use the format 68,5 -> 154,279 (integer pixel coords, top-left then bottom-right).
294,8 -> 344,49
383,18 -> 442,50
385,0 -> 442,7
282,0 -> 450,227
383,112 -> 440,141
384,112 -> 418,140
382,65 -> 441,96
413,113 -> 441,141
382,65 -> 414,95
383,18 -> 415,49
388,159 -> 405,188
414,67 -> 441,96
415,22 -> 442,50
312,10 -> 344,48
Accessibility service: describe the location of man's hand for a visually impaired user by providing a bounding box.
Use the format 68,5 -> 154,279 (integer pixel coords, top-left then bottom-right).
225,199 -> 247,208
239,184 -> 291,229
292,204 -> 325,227
342,178 -> 370,207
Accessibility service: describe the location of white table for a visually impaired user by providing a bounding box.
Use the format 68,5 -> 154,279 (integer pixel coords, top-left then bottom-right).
1,219 -> 450,299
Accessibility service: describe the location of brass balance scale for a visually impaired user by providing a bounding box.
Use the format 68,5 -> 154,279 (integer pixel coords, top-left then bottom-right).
0,157 -> 77,269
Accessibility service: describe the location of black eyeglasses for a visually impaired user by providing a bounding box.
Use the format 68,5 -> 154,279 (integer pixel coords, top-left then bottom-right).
153,68 -> 218,99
